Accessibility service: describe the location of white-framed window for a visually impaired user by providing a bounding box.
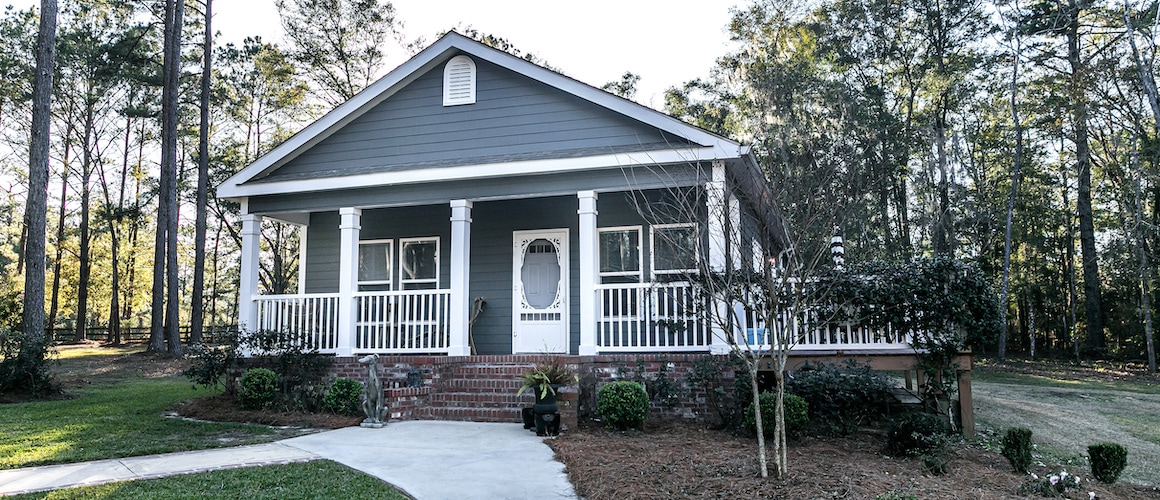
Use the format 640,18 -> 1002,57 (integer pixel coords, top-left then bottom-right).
357,239 -> 393,291
400,237 -> 439,289
598,226 -> 642,284
443,55 -> 476,106
651,223 -> 698,279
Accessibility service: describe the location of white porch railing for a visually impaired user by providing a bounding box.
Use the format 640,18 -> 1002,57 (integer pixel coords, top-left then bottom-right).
355,289 -> 451,353
253,289 -> 452,354
595,282 -> 711,352
595,281 -> 915,354
737,300 -> 913,352
254,293 -> 341,352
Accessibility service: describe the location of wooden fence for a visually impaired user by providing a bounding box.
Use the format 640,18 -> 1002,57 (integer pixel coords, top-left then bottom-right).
47,325 -> 239,345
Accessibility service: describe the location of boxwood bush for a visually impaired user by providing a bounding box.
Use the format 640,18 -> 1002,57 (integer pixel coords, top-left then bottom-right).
743,391 -> 808,438
240,368 -> 279,410
1001,427 -> 1033,473
322,377 -> 364,416
597,381 -> 649,430
1088,442 -> 1128,483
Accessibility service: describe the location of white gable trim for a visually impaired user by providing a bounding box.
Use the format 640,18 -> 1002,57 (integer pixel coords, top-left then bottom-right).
218,32 -> 744,195
219,146 -> 731,199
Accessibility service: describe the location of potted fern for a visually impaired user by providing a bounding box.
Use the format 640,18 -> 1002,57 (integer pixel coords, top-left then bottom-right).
517,358 -> 577,435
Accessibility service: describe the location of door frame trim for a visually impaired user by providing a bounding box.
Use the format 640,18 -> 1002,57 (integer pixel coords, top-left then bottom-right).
512,228 -> 570,354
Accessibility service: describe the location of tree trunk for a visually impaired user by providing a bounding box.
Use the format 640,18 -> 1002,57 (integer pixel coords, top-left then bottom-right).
20,0 -> 58,350
1125,1 -> 1159,373
999,21 -> 1025,361
163,0 -> 185,357
190,0 -> 212,346
47,151 -> 69,333
1068,2 -> 1104,353
75,104 -> 95,343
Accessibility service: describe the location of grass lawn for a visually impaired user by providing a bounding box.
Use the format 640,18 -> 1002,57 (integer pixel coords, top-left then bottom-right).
0,344 -> 291,469
7,460 -> 408,499
972,359 -> 1160,486
0,379 -> 280,469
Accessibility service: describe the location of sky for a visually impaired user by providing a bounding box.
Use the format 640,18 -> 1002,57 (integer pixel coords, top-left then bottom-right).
8,0 -> 743,110
215,0 -> 741,109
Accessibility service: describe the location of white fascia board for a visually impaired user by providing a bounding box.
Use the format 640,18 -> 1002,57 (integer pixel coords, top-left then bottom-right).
218,146 -> 732,199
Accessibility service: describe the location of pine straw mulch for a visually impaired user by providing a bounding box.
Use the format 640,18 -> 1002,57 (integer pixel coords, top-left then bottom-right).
547,423 -> 1160,500
974,358 -> 1160,387
174,393 -> 363,429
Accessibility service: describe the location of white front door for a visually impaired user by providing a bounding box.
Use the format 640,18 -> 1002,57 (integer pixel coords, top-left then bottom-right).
513,229 -> 569,353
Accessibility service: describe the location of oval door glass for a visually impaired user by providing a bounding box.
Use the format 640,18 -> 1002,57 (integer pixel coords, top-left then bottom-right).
521,239 -> 560,309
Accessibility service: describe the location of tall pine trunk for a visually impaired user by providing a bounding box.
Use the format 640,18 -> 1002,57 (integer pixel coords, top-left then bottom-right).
20,0 -> 58,351
1000,15 -> 1025,361
190,0 -> 212,346
75,104 -> 95,343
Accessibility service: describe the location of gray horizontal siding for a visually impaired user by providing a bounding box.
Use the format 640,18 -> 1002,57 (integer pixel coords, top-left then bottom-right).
301,190 -> 708,355
247,163 -> 708,214
302,207 -> 451,294
258,55 -> 694,182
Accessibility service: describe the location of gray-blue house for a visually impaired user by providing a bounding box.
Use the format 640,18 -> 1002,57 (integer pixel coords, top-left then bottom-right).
217,32 -> 886,359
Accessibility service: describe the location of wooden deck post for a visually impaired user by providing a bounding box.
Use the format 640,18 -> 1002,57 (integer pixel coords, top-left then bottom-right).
957,356 -> 975,438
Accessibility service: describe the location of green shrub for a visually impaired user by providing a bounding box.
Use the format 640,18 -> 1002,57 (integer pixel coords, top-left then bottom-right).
1088,442 -> 1127,483
240,368 -> 279,410
1001,427 -> 1033,473
785,360 -> 892,435
887,412 -> 949,457
887,412 -> 951,474
0,328 -> 56,397
742,392 -> 808,438
182,342 -> 238,393
322,378 -> 364,416
597,381 -> 649,430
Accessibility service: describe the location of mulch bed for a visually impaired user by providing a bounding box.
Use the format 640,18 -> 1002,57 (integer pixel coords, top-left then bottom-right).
547,423 -> 1160,499
174,393 -> 362,429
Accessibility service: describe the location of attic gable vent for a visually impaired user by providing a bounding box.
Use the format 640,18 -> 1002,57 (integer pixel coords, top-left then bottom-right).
443,55 -> 476,106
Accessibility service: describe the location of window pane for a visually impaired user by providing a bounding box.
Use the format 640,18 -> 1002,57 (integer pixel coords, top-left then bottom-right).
358,243 -> 390,282
402,240 -> 437,281
654,226 -> 696,272
599,230 -> 639,274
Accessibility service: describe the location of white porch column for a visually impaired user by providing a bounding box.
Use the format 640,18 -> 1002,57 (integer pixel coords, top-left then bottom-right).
297,221 -> 309,295
578,191 -> 599,356
336,207 -> 361,357
238,212 -> 262,333
448,200 -> 472,356
707,162 -> 731,354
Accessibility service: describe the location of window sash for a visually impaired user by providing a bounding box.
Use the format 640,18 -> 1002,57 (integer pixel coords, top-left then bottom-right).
651,224 -> 698,276
357,240 -> 393,289
400,237 -> 439,288
599,226 -> 642,283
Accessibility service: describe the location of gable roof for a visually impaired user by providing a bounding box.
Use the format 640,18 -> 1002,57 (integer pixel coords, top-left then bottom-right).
217,31 -> 749,200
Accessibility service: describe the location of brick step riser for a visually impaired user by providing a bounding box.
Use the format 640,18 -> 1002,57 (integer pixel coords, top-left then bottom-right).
414,407 -> 524,423
426,398 -> 534,409
437,382 -> 527,393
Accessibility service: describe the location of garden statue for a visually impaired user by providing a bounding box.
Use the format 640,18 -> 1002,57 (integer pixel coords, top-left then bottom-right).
359,354 -> 385,428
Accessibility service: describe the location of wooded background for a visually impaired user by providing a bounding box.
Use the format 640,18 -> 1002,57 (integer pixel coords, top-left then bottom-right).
1,0 -> 1157,363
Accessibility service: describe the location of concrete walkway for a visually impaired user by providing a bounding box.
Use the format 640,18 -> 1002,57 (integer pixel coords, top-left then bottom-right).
0,421 -> 577,499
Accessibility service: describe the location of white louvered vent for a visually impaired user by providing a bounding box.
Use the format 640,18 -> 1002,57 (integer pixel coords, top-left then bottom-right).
443,55 -> 476,106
